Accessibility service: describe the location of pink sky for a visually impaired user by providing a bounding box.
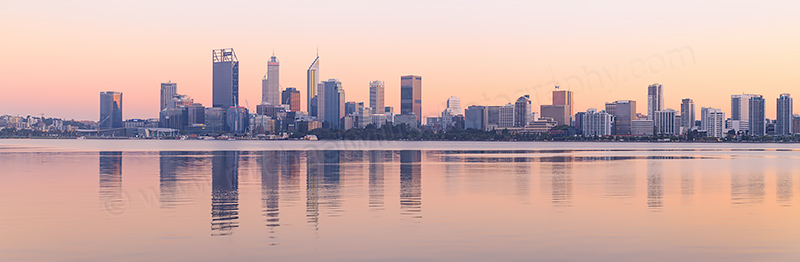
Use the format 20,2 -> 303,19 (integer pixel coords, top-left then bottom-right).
1,1 -> 799,120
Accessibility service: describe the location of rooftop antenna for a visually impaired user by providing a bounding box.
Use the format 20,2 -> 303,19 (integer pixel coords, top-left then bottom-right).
549,64 -> 560,90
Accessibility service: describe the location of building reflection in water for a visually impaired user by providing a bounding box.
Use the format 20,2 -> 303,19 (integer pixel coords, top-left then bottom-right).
211,151 -> 239,236
680,160 -> 695,204
368,150 -> 385,210
731,171 -> 765,205
400,150 -> 422,219
647,160 -> 663,210
99,151 -> 124,215
306,150 -> 322,230
280,151 -> 302,202
513,156 -> 530,203
546,156 -> 573,207
776,169 -> 793,206
260,151 -> 280,233
322,150 -> 342,217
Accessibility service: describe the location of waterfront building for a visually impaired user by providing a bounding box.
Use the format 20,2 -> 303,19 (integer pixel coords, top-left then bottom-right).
776,93 -> 793,136
400,75 -> 422,123
647,83 -> 664,121
100,91 -> 123,129
369,80 -> 385,114
212,48 -> 239,108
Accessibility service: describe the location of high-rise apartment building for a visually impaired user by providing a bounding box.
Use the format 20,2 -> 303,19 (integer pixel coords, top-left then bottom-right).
552,89 -> 574,116
776,93 -> 793,136
748,95 -> 765,136
647,83 -> 664,121
514,95 -> 531,127
731,94 -> 756,131
582,108 -> 614,136
160,82 -> 177,112
281,87 -> 301,112
100,91 -> 123,129
369,80 -> 385,114
212,48 -> 239,108
447,96 -> 462,115
307,55 -> 320,114
700,107 -> 725,138
262,55 -> 280,105
400,75 -> 422,122
680,98 -> 695,134
322,79 -> 345,129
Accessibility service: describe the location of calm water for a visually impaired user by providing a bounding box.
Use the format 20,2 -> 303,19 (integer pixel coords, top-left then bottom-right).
2,140 -> 800,261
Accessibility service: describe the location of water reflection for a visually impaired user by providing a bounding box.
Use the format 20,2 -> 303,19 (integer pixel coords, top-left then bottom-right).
368,151 -> 385,210
776,170 -> 793,206
211,151 -> 239,236
545,156 -> 573,207
99,151 -> 124,215
260,151 -> 280,232
400,150 -> 422,219
647,161 -> 663,210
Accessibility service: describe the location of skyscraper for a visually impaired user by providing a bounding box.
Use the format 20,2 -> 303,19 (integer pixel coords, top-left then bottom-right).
307,54 -> 320,114
581,108 -> 614,136
369,80 -> 385,114
552,89 -> 574,116
680,98 -> 695,134
212,48 -> 239,108
160,82 -> 177,112
514,95 -> 531,127
281,87 -> 301,112
447,96 -> 462,115
748,95 -> 765,136
400,75 -> 422,122
647,83 -> 664,121
776,93 -> 793,136
606,100 -> 636,135
464,105 -> 488,131
100,91 -> 123,129
731,94 -> 756,132
654,109 -> 676,135
263,55 -> 280,105
322,79 -> 345,129
540,105 -> 570,126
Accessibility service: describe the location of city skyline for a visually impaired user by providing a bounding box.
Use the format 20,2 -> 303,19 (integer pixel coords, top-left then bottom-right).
3,1 -> 799,121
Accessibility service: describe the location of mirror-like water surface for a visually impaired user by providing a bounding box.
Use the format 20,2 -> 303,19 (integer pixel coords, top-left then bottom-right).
1,140 -> 799,261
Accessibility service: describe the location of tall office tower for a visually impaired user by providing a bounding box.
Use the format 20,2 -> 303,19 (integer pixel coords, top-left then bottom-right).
262,55 -> 280,105
322,79 -> 345,129
680,98 -> 695,134
647,83 -> 664,121
552,89 -> 574,116
447,96 -> 462,115
701,107 -> 725,138
606,100 -> 636,135
212,48 -> 239,108
281,87 -> 301,112
100,91 -> 123,129
499,103 -> 515,127
369,80 -> 385,114
160,82 -> 177,112
307,55 -> 320,114
748,95 -> 765,136
400,75 -> 422,122
776,93 -> 793,136
581,108 -> 614,136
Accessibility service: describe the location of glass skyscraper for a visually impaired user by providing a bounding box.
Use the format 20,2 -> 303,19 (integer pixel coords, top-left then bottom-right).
647,83 -> 664,121
212,48 -> 239,108
307,55 -> 320,115
748,95 -> 765,136
100,91 -> 123,129
263,55 -> 280,105
400,75 -> 422,123
160,82 -> 177,112
322,79 -> 345,129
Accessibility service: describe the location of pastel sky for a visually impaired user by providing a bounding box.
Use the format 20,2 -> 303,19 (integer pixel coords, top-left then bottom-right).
1,0 -> 799,120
